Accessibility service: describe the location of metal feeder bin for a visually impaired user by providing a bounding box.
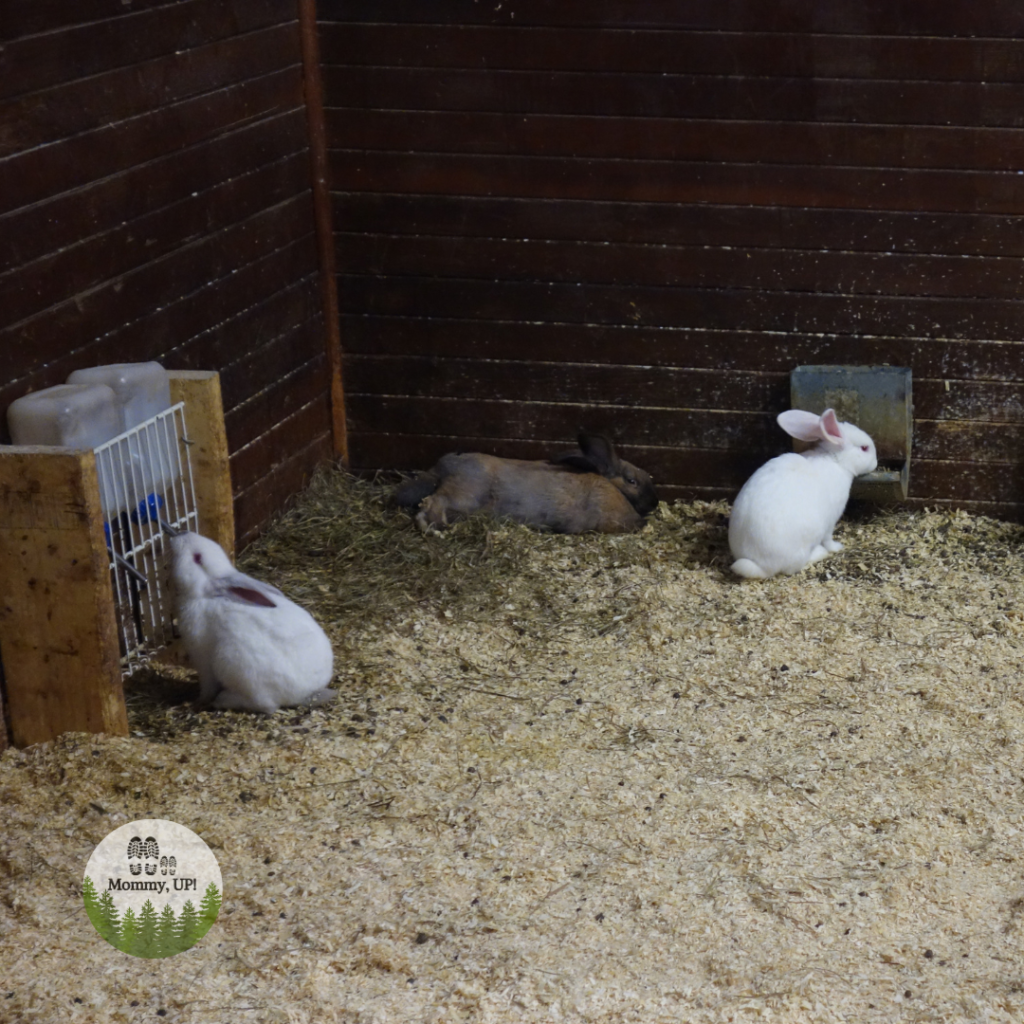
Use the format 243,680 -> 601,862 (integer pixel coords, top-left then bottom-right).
790,365 -> 913,502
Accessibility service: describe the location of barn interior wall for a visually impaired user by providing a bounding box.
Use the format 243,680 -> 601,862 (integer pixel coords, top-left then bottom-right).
320,0 -> 1024,517
5,1 -> 1024,531
0,0 -> 335,545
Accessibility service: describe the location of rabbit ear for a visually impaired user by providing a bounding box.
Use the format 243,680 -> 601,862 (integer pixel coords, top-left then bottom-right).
210,576 -> 278,608
552,451 -> 599,473
777,408 -> 844,445
819,408 -> 843,443
227,586 -> 277,608
577,432 -> 618,475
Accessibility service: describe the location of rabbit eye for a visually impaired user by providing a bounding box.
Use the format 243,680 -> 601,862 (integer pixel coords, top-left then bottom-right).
860,445 -> 869,452
193,553 -> 202,565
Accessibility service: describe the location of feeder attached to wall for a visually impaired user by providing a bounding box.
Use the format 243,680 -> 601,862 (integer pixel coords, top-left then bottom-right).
790,365 -> 912,502
0,371 -> 234,749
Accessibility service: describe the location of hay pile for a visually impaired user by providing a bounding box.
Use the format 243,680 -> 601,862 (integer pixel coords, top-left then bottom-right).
4,468 -> 1024,1023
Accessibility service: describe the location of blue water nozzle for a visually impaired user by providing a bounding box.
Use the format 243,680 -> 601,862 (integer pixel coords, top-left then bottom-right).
131,492 -> 165,525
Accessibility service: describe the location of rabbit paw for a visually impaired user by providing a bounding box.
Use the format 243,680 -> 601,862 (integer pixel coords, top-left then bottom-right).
301,688 -> 337,708
211,690 -> 278,715
415,496 -> 448,534
730,558 -> 768,579
807,543 -> 834,565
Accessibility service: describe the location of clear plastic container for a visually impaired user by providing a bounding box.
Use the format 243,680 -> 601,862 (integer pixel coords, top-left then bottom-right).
67,361 -> 171,428
6,383 -> 130,515
67,362 -> 176,509
7,383 -> 122,448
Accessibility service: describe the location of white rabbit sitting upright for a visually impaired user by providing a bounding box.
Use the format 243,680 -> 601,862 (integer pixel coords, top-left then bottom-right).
728,408 -> 877,579
169,532 -> 335,713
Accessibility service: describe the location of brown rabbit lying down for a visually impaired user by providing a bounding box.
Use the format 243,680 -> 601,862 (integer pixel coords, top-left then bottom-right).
394,432 -> 658,534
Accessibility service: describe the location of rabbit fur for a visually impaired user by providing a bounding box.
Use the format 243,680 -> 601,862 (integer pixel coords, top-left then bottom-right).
394,431 -> 658,534
728,408 -> 877,579
169,531 -> 335,714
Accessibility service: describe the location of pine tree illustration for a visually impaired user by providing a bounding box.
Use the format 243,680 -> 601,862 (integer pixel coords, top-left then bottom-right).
156,904 -> 179,957
135,899 -> 160,958
198,882 -> 222,927
82,876 -> 101,933
94,888 -> 121,948
176,899 -> 201,952
118,906 -> 139,955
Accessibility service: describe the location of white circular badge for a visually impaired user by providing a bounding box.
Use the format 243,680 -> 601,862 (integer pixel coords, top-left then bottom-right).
83,819 -> 222,958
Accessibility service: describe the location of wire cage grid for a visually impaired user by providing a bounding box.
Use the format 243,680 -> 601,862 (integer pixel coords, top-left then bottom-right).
93,402 -> 199,672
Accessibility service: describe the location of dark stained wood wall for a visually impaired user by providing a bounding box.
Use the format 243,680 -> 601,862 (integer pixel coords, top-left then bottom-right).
321,0 -> 1024,516
1,0 -> 335,545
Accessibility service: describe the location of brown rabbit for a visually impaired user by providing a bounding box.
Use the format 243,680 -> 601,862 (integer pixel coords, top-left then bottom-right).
394,432 -> 658,534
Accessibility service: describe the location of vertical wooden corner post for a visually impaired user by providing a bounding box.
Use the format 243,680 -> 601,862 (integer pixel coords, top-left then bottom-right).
298,0 -> 349,466
0,449 -> 127,748
168,371 -> 235,559
0,370 -> 234,749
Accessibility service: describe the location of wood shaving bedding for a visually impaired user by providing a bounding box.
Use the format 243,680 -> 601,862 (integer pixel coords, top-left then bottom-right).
3,469 -> 1024,1023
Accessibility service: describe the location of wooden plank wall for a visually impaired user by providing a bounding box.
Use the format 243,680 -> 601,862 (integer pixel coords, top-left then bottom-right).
0,0 -> 333,545
321,0 -> 1024,516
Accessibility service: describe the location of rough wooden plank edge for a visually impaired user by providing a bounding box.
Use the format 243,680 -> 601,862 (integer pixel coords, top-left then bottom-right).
0,448 -> 127,747
300,0 -> 348,464
168,371 -> 236,560
0,655 -> 8,750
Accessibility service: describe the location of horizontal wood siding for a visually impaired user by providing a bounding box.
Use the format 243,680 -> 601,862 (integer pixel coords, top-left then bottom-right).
1,0 -> 331,545
321,0 -> 1024,515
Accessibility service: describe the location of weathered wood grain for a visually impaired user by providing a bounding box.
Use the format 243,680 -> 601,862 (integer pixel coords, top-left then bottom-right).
338,274 -> 1024,343
0,69 -> 303,219
0,108 -> 308,274
233,433 -> 334,545
1,198 -> 315,382
322,65 -> 1024,129
168,371 -> 236,560
3,2 -> 335,549
0,152 -> 310,328
339,317 -> 1024,382
337,233 -> 1024,300
3,0 -> 294,101
225,349 -> 330,456
321,23 -> 1024,83
319,1 -> 1024,36
0,264 -> 320,438
229,395 -> 333,496
331,150 -> 1024,216
0,449 -> 127,747
334,194 -> 1024,260
327,108 -> 1024,173
2,24 -> 301,157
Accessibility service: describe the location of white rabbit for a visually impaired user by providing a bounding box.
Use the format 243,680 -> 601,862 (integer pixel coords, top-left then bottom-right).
728,408 -> 877,579
168,531 -> 335,713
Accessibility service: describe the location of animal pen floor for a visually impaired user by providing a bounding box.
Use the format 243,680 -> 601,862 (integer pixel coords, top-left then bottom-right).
3,469 -> 1024,1024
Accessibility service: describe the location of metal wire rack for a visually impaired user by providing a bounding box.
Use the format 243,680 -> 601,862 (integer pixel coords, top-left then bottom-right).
93,402 -> 199,673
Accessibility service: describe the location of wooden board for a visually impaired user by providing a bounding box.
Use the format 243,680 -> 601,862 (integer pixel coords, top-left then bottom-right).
2,1 -> 335,544
334,193 -> 1024,260
233,433 -> 334,546
319,1 -> 1024,35
0,450 -> 127,747
168,371 -> 236,560
321,23 -> 1024,82
338,315 -> 1024,381
321,5 -> 1024,514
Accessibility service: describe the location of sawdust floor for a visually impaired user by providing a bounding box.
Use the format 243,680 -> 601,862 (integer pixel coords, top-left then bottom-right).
4,470 -> 1024,1023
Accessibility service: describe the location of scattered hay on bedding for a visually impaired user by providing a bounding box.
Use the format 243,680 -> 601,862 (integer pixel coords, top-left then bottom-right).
4,468 -> 1024,1023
